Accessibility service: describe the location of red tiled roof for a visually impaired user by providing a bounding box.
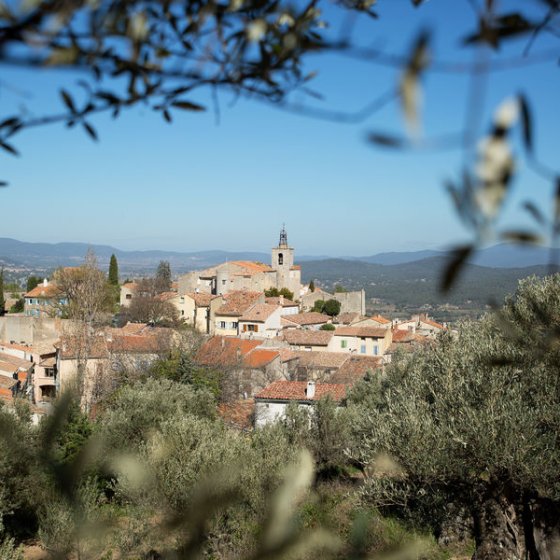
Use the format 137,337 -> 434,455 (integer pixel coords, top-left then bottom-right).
195,336 -> 261,367
0,353 -> 32,370
229,261 -> 273,274
290,351 -> 349,369
265,297 -> 298,308
370,315 -> 391,324
283,330 -> 334,347
118,322 -> 148,335
215,291 -> 263,316
335,312 -> 362,325
25,283 -> 62,298
391,329 -> 415,343
0,361 -> 18,374
290,265 -> 301,271
282,312 -> 331,326
239,303 -> 279,323
421,318 -> 445,330
244,349 -> 279,368
255,381 -> 346,402
186,292 -> 215,307
334,327 -> 388,338
330,356 -> 383,385
218,399 -> 255,430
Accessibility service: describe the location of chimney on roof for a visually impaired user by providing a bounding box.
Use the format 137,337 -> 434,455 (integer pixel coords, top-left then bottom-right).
279,295 -> 284,305
305,380 -> 316,399
221,337 -> 226,349
43,278 -> 48,287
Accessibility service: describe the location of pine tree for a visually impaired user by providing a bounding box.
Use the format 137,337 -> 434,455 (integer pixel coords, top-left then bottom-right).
309,280 -> 315,293
0,269 -> 5,316
108,254 -> 119,286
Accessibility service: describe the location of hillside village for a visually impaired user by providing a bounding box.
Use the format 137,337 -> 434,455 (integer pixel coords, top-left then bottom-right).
0,228 -> 445,427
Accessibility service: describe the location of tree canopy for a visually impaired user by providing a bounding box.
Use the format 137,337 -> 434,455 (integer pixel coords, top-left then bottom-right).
348,274 -> 560,559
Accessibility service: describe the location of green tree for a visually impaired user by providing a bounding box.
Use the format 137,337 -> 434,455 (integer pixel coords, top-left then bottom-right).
26,276 -> 41,293
320,323 -> 335,331
0,269 -> 5,316
349,275 -> 560,560
308,280 -> 315,293
334,284 -> 348,293
108,254 -> 119,286
9,298 -> 24,313
311,300 -> 325,313
322,299 -> 341,317
155,261 -> 172,293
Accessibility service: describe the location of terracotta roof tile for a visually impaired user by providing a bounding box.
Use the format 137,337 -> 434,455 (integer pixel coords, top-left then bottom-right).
255,381 -> 346,402
0,353 -> 32,370
195,336 -> 261,367
370,315 -> 391,324
334,327 -> 389,338
421,318 -> 445,330
215,291 -> 263,316
283,330 -> 333,347
290,351 -> 349,369
186,292 -> 215,307
335,312 -> 362,325
239,303 -> 279,323
218,399 -> 255,430
25,283 -> 63,298
229,261 -> 273,274
330,356 -> 383,385
244,349 -> 279,368
0,361 -> 18,374
282,312 -> 331,326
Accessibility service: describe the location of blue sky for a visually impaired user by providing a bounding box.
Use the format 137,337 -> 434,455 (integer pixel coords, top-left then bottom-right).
0,0 -> 558,256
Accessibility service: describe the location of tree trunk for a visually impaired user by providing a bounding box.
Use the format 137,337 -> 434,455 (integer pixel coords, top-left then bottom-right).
472,488 -> 526,560
472,489 -> 560,560
529,498 -> 560,560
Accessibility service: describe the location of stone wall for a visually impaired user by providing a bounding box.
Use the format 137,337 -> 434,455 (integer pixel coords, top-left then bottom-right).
0,315 -> 68,345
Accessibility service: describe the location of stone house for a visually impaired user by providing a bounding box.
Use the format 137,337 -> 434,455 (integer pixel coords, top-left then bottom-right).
254,380 -> 347,427
352,315 -> 392,329
238,303 -> 284,339
119,282 -> 138,307
332,327 -> 393,357
24,280 -> 68,318
395,314 -> 445,336
281,312 -> 332,330
56,330 -> 164,410
282,329 -> 335,352
212,291 -> 264,336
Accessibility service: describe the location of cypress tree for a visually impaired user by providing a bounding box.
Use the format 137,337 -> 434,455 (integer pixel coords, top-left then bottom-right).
108,254 -> 119,286
0,269 -> 5,316
309,280 -> 315,293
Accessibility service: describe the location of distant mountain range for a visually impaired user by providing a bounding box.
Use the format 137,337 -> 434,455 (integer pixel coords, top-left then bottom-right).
1,237 -> 556,315
0,237 -> 558,272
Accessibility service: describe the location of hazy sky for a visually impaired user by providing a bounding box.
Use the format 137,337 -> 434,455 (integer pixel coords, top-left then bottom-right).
0,0 -> 558,256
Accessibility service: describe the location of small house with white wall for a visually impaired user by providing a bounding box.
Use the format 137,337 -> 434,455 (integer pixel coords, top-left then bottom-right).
254,380 -> 347,427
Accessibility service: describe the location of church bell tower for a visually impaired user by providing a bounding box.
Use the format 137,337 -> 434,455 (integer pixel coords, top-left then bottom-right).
271,225 -> 294,290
